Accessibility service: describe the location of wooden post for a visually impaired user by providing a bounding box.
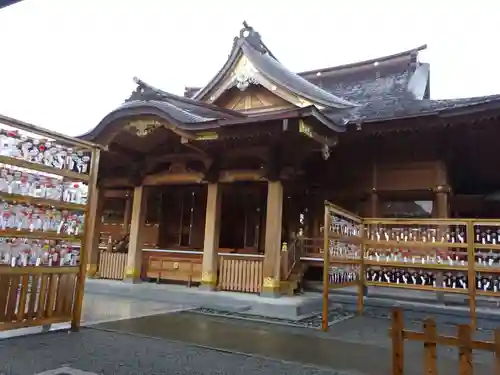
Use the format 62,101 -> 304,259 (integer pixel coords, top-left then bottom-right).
85,186 -> 105,277
357,220 -> 365,315
423,318 -> 438,375
434,185 -> 450,304
122,192 -> 132,234
494,329 -> 500,375
262,180 -> 283,297
72,148 -> 100,332
391,308 -> 404,375
458,324 -> 473,375
369,189 -> 379,217
201,183 -> 221,290
467,221 -> 477,329
124,185 -> 148,283
321,203 -> 330,331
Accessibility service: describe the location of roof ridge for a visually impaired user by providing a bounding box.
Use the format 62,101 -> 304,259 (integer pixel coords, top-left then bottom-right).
299,45 -> 427,77
132,77 -> 245,118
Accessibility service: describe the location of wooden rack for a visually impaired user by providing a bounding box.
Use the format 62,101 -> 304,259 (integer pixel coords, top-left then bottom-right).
322,202 -> 500,331
322,201 -> 364,331
0,115 -> 102,332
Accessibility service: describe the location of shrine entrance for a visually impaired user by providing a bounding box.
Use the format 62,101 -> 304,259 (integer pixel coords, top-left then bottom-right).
219,182 -> 267,253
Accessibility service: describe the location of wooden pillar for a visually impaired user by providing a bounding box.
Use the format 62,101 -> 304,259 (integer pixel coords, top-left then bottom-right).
201,183 -> 222,290
86,187 -> 105,277
125,185 -> 148,282
434,185 -> 450,218
369,189 -> 379,217
262,180 -> 284,297
122,192 -> 133,234
434,185 -> 450,303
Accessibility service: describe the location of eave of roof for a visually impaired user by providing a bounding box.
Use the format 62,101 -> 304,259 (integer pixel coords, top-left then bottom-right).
0,0 -> 22,10
79,78 -> 247,142
336,94 -> 500,126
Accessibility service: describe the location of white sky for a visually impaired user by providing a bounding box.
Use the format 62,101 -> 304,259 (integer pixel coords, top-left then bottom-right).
0,0 -> 498,136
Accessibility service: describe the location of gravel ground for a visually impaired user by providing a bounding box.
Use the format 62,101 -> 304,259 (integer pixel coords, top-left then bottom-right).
191,307 -> 354,329
0,328 -> 349,375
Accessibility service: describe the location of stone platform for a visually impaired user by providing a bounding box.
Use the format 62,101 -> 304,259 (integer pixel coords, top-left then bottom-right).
85,279 -> 500,326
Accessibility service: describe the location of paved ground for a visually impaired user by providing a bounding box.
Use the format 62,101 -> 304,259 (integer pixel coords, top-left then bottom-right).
0,328 -> 343,375
0,286 -> 497,374
91,311 -> 496,375
0,292 -> 193,339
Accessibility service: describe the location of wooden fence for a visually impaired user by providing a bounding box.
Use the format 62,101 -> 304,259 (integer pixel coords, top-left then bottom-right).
0,266 -> 78,331
98,251 -> 127,280
218,255 -> 264,293
390,308 -> 500,375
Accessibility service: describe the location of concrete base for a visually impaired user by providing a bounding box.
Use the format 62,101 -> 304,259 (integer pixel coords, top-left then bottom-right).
85,278 -> 500,325
85,279 -> 320,320
198,284 -> 217,292
259,290 -> 281,299
122,278 -> 142,284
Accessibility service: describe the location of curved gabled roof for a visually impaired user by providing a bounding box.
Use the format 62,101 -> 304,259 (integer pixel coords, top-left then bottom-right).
79,78 -> 244,142
192,22 -> 357,109
186,42 -> 429,104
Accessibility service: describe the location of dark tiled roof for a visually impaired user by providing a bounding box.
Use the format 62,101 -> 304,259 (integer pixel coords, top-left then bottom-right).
192,23 -> 356,109
127,78 -> 243,120
78,78 -> 245,140
186,42 -> 429,104
0,0 -> 22,10
304,69 -> 416,104
239,42 -> 356,108
325,94 -> 500,124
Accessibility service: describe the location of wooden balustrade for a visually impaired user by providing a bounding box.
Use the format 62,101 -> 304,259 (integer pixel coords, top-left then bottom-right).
0,266 -> 79,331
98,251 -> 127,280
218,255 -> 264,293
390,308 -> 500,375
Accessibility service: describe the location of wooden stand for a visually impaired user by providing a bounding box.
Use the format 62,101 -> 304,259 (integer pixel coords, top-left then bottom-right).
0,115 -> 102,333
322,202 -> 500,331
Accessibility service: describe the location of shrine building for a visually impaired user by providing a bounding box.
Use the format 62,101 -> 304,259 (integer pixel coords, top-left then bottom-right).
79,22 -> 500,296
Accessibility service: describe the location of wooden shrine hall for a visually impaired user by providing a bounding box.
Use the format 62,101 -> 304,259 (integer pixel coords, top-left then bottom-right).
79,22 -> 500,296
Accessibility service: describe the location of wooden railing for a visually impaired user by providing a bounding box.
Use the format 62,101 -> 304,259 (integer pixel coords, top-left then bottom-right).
0,266 -> 79,331
218,254 -> 264,293
98,251 -> 127,280
281,237 -> 301,280
391,308 -> 500,375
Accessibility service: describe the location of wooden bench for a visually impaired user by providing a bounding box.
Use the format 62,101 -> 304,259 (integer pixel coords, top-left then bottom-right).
146,256 -> 202,287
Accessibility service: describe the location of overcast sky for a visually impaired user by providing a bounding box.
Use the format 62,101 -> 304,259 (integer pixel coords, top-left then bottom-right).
0,0 -> 498,136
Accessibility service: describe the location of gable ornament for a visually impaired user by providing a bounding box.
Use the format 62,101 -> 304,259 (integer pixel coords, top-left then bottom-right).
125,119 -> 162,137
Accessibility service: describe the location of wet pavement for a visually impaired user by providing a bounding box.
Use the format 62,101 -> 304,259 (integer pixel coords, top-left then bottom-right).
0,328 -> 342,375
0,291 -> 497,374
0,292 -> 193,339
92,311 -> 496,375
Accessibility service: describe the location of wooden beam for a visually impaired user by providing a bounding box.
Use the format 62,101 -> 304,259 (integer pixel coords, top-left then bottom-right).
143,171 -> 204,185
100,178 -> 133,188
104,189 -> 133,198
298,119 -> 338,147
219,169 -> 266,183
